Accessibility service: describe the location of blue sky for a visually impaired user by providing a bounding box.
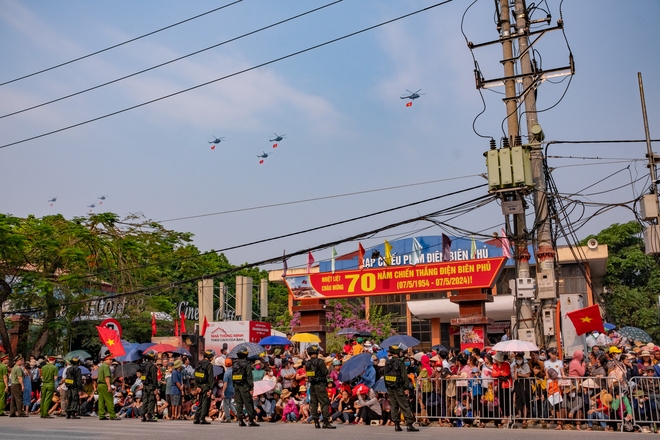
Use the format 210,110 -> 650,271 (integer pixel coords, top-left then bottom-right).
0,0 -> 658,272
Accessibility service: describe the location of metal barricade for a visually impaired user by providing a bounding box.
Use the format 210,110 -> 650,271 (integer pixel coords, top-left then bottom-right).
629,376 -> 660,432
416,375 -> 632,431
415,377 -> 514,427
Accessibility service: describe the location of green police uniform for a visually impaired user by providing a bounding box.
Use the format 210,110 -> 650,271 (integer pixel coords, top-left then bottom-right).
141,360 -> 158,421
384,351 -> 417,432
40,363 -> 58,418
0,361 -> 7,416
305,356 -> 333,428
97,363 -> 116,420
232,357 -> 256,425
9,363 -> 24,416
192,359 -> 214,424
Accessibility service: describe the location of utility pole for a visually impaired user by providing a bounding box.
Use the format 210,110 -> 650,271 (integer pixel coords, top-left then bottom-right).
638,72 -> 660,253
473,0 -> 573,348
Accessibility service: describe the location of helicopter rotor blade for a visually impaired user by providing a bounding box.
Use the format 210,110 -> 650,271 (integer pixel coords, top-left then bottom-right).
414,89 -> 422,93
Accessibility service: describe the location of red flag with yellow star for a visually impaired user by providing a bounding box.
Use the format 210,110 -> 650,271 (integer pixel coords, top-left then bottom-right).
96,326 -> 126,357
566,305 -> 604,336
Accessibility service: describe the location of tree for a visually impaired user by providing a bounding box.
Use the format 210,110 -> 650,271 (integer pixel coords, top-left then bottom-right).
583,221 -> 660,341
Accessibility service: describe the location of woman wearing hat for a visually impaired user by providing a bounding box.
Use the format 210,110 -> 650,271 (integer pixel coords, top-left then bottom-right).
491,352 -> 512,428
587,390 -> 612,431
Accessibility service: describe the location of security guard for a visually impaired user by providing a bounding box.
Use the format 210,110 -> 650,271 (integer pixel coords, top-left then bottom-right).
193,349 -> 215,425
97,354 -> 119,420
140,350 -> 159,422
384,343 -> 418,432
233,346 -> 258,427
40,356 -> 58,418
0,354 -> 8,416
65,357 -> 83,419
305,345 -> 335,429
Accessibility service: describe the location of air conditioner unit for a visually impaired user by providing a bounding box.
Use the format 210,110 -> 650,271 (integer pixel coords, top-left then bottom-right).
509,278 -> 535,299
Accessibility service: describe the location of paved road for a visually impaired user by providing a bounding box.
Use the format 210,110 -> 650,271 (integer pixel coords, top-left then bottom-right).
0,417 -> 646,440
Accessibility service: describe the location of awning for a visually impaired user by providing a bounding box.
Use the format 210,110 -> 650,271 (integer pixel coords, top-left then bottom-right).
407,294 -> 515,321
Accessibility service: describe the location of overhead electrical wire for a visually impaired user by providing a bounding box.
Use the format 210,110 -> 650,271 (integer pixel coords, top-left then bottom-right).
548,139 -> 660,145
159,173 -> 481,223
0,0 -> 244,87
0,0 -> 453,150
0,0 -> 344,120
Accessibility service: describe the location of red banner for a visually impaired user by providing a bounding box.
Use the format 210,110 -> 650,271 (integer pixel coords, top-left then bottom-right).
284,257 -> 505,300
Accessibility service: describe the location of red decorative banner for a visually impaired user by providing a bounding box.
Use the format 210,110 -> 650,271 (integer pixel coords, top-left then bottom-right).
284,257 -> 505,300
460,325 -> 485,351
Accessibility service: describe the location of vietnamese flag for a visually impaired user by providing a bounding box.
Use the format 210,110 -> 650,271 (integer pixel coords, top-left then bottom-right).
180,311 -> 186,333
273,143 -> 278,148
358,243 -> 365,270
151,313 -> 157,337
96,326 -> 126,357
174,319 -> 179,336
201,315 -> 210,337
406,102 -> 413,107
566,305 -> 604,336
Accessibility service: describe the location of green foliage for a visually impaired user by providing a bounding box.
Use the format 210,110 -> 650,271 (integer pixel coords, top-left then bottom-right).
583,221 -> 660,341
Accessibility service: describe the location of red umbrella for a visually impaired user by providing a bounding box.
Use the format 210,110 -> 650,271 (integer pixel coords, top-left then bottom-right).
352,384 -> 369,396
149,343 -> 178,353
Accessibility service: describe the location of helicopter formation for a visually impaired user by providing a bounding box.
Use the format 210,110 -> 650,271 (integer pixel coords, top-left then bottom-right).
205,89 -> 423,162
48,195 -> 109,213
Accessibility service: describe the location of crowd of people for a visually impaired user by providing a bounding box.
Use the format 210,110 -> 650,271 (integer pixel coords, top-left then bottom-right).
1,328 -> 660,433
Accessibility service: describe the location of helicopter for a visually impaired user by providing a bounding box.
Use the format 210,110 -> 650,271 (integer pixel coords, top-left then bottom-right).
48,197 -> 57,206
98,195 -> 107,204
400,89 -> 424,100
209,136 -> 225,144
87,204 -> 96,209
269,133 -> 286,142
258,151 -> 274,164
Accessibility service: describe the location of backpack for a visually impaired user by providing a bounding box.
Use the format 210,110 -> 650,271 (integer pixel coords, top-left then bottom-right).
383,358 -> 403,388
194,360 -> 209,386
64,366 -> 77,387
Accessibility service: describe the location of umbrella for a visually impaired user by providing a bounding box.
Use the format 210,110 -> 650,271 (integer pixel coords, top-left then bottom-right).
355,331 -> 373,338
259,335 -> 292,346
581,378 -> 600,389
113,363 -> 141,379
431,345 -> 448,353
149,343 -> 178,353
413,352 -> 426,362
338,353 -> 372,383
492,339 -> 540,352
100,340 -> 138,359
228,342 -> 266,359
134,342 -> 155,352
380,335 -> 420,349
373,377 -> 388,393
64,350 -> 91,361
213,365 -> 225,377
603,323 -> 617,331
170,347 -> 192,356
336,328 -> 358,336
618,326 -> 652,343
116,349 -> 144,363
59,366 -> 91,376
253,379 -> 276,396
290,333 -> 321,343
352,383 -> 369,396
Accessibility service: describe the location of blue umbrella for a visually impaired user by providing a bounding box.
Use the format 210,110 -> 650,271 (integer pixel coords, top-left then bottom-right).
259,335 -> 292,346
380,335 -> 420,349
170,347 -> 192,356
116,349 -> 145,363
228,342 -> 266,359
59,366 -> 91,376
338,353 -> 372,383
100,340 -> 138,359
134,342 -> 155,352
373,377 -> 388,393
213,365 -> 225,377
604,323 -> 616,331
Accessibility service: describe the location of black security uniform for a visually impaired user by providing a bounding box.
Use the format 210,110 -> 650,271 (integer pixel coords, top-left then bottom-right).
305,347 -> 335,429
65,361 -> 83,419
141,355 -> 159,421
384,344 -> 418,432
193,354 -> 215,425
233,347 -> 258,427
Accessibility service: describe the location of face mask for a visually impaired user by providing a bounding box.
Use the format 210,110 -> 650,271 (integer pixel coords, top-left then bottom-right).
405,362 -> 411,367
593,332 -> 599,338
255,365 -> 261,370
516,360 -> 523,365
539,356 -> 547,361
436,367 -> 442,372
570,392 -> 576,398
615,355 -> 621,361
260,397 -> 265,402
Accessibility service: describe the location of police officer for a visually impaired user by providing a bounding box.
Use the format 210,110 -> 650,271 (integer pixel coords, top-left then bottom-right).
193,349 -> 215,425
141,349 -> 159,422
305,345 -> 335,429
384,343 -> 418,432
65,357 -> 83,419
233,346 -> 258,427
40,356 -> 58,418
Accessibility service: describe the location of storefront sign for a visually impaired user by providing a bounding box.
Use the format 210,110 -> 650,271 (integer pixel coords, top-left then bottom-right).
460,325 -> 485,351
284,257 -> 506,300
205,320 -> 272,354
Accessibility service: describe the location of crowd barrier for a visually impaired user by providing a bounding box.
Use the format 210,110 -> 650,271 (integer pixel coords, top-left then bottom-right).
415,375 -> 645,432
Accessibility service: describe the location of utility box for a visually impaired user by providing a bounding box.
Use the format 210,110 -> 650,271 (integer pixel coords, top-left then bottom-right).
510,278 -> 535,299
641,194 -> 659,221
518,327 -> 537,344
485,147 -> 534,191
536,270 -> 557,299
542,308 -> 556,336
644,225 -> 660,255
560,294 -> 586,356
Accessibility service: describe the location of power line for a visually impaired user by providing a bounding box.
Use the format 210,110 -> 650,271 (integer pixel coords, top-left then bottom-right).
0,0 -> 343,120
0,0 -> 453,150
548,139 -> 660,145
159,173 -> 481,223
0,1 -> 244,87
